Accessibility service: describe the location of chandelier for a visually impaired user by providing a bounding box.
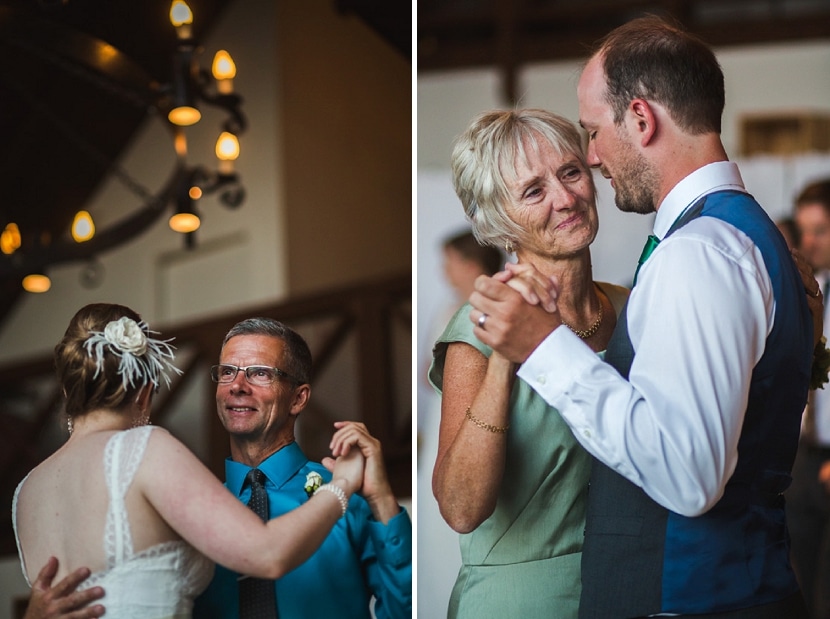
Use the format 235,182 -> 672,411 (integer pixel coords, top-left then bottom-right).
0,0 -> 246,293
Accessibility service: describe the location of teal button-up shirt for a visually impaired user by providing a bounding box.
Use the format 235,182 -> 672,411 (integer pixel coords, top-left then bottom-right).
192,442 -> 412,618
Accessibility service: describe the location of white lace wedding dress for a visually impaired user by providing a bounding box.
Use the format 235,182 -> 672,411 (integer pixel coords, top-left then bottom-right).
13,426 -> 215,619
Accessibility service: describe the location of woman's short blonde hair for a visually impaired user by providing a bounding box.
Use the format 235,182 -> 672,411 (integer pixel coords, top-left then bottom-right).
450,108 -> 590,249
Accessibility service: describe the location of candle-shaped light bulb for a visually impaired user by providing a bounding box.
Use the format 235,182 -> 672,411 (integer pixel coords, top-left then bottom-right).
212,50 -> 236,94
72,210 -> 95,243
215,132 -> 240,174
170,1 -> 193,39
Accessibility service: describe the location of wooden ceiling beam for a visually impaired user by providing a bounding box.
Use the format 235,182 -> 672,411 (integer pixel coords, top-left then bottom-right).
419,11 -> 830,72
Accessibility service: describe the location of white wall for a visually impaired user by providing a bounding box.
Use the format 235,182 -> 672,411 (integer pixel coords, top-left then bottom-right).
416,39 -> 830,619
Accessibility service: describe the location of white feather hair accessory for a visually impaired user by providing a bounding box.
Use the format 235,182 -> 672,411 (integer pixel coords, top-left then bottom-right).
83,316 -> 182,390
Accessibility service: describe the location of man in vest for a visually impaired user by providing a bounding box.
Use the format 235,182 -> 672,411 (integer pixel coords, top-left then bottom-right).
470,15 -> 817,618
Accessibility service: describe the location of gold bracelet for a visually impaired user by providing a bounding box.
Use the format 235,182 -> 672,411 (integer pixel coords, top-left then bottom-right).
465,407 -> 509,433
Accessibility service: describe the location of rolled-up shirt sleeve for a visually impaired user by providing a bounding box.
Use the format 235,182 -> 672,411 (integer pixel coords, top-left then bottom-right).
518,219 -> 773,516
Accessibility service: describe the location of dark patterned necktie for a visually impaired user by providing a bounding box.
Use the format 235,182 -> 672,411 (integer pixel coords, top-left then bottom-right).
239,468 -> 278,618
633,234 -> 660,286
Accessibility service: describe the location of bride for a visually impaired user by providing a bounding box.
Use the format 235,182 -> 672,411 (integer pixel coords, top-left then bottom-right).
13,303 -> 364,618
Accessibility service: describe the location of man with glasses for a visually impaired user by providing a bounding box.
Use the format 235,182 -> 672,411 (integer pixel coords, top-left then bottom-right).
25,317 -> 411,619
193,317 -> 411,619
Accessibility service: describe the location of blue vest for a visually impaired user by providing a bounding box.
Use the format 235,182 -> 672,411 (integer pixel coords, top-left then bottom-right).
578,191 -> 812,618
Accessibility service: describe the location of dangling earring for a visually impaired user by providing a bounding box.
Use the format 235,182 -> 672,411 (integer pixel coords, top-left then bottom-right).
505,240 -> 515,254
132,385 -> 152,427
132,411 -> 150,428
67,415 -> 74,435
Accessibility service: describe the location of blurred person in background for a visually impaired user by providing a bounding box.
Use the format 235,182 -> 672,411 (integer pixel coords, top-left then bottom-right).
791,178 -> 830,619
418,229 -> 503,617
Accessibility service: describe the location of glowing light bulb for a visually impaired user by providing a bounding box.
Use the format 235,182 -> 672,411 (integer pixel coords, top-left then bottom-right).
23,273 -> 51,293
72,211 -> 95,243
215,132 -> 240,174
169,212 -> 201,233
212,51 -> 236,94
1,222 -> 21,254
168,106 -> 201,127
170,1 -> 193,38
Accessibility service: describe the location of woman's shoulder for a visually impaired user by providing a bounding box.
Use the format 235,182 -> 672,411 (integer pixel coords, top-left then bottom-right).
434,302 -> 484,348
432,302 -> 489,362
138,425 -> 193,460
429,302 -> 490,392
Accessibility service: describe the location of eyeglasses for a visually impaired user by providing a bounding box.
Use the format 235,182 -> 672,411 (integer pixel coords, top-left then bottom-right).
210,364 -> 296,386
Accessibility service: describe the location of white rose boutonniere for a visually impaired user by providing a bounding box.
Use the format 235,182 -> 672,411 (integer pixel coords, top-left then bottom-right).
304,471 -> 323,498
104,316 -> 148,355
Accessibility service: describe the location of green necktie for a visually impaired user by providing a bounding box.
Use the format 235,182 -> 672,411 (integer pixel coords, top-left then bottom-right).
633,234 -> 660,286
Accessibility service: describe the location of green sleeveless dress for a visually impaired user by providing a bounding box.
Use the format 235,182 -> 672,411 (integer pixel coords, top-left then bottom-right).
428,282 -> 628,619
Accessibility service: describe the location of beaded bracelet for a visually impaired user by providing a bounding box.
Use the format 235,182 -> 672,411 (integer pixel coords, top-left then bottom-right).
315,483 -> 348,517
465,407 -> 509,433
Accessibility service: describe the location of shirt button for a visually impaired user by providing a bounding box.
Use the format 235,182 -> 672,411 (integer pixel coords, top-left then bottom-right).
583,430 -> 591,438
537,375 -> 546,385
390,536 -> 400,546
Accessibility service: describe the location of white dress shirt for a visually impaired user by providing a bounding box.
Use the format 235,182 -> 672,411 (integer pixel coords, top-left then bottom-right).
518,161 -> 776,517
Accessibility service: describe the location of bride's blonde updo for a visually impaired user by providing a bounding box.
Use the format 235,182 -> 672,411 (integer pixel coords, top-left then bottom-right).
55,303 -> 180,418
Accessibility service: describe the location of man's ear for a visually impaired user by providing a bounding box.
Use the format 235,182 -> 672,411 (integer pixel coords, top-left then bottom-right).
629,98 -> 658,147
289,384 -> 311,416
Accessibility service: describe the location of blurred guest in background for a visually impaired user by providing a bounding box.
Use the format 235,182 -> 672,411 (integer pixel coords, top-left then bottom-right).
778,216 -> 802,250
791,178 -> 830,619
418,229 -> 502,618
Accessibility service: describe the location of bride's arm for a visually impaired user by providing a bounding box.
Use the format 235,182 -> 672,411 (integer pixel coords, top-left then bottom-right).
137,428 -> 364,579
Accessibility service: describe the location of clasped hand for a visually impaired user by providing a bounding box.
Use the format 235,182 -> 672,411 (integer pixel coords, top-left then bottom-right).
323,421 -> 399,523
326,440 -> 365,496
469,262 -> 563,363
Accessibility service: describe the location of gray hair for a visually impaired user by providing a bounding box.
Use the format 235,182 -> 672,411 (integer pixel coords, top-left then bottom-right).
222,317 -> 312,384
450,108 -> 591,249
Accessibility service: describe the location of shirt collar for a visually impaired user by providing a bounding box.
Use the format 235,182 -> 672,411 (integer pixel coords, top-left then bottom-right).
225,441 -> 309,495
654,161 -> 746,238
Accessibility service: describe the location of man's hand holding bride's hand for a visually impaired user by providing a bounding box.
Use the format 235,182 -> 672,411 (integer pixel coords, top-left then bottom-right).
324,421 -> 399,524
470,269 -> 562,364
323,438 -> 364,499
